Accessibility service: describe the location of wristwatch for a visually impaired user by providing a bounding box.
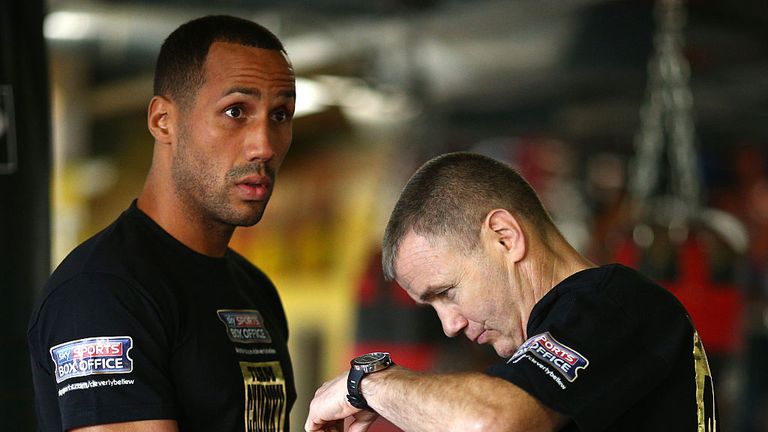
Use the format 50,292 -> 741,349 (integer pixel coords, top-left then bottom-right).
346,351 -> 394,411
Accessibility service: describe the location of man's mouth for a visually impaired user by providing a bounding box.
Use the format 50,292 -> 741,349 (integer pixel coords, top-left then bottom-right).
236,176 -> 271,200
476,330 -> 490,344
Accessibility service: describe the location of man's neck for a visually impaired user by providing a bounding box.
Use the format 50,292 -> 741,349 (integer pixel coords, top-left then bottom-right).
529,232 -> 596,301
137,187 -> 234,258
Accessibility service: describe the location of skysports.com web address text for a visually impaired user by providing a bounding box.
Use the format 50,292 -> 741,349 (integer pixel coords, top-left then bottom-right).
58,378 -> 134,397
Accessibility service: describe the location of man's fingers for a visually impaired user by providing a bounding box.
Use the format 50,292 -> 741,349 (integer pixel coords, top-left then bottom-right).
347,410 -> 379,432
304,418 -> 343,432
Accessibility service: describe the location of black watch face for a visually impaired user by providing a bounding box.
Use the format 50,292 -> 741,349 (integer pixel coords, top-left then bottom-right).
353,352 -> 388,366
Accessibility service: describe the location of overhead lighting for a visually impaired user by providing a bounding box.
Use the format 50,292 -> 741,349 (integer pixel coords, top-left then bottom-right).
317,76 -> 421,123
295,77 -> 332,118
44,11 -> 94,41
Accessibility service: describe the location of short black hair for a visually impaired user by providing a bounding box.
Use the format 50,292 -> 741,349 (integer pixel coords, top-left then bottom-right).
153,15 -> 287,110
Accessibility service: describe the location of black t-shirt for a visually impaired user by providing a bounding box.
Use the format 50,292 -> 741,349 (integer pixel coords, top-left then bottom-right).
28,201 -> 296,431
485,264 -> 717,431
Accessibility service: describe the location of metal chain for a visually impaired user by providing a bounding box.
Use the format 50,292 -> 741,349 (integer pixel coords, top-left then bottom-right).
628,0 -> 700,219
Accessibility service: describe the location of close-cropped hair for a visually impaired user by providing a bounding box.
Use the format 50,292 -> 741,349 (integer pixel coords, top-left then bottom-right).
381,151 -> 554,280
153,15 -> 287,110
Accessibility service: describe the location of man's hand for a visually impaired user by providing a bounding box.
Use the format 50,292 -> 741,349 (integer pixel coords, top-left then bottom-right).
305,371 -> 379,432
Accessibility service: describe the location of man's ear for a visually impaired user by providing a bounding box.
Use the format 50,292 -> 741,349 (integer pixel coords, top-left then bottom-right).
483,209 -> 526,263
147,95 -> 176,144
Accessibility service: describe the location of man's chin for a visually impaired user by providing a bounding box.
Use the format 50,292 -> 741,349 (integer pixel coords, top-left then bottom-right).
215,211 -> 265,228
492,342 -> 516,358
226,204 -> 267,227
236,213 -> 264,227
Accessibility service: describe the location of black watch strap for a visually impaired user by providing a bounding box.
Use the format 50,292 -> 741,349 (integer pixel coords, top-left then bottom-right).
346,367 -> 370,410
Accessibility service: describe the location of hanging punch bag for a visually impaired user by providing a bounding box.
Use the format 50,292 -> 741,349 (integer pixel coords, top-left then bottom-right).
614,0 -> 748,388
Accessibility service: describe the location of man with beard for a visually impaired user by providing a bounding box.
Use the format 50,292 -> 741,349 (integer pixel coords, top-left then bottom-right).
28,15 -> 297,431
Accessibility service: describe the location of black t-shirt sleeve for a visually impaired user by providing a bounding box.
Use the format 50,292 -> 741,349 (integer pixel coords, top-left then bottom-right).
28,272 -> 177,429
485,284 -> 693,431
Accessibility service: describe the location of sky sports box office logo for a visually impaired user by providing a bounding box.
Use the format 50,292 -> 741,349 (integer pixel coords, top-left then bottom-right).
217,309 -> 272,344
50,336 -> 134,383
510,332 -> 589,382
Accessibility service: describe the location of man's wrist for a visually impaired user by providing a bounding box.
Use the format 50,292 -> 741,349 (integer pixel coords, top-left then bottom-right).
354,365 -> 397,410
346,352 -> 394,411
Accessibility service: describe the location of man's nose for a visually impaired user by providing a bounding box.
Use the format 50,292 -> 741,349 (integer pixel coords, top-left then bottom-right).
435,306 -> 468,338
243,120 -> 275,163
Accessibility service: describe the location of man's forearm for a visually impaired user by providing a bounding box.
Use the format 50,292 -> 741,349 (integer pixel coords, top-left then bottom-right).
363,366 -> 565,432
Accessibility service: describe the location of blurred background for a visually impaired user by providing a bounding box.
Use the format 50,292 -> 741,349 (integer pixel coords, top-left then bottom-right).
2,0 -> 768,430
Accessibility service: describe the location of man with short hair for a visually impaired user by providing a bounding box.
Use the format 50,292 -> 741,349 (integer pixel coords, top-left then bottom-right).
306,152 -> 717,431
28,15 -> 297,431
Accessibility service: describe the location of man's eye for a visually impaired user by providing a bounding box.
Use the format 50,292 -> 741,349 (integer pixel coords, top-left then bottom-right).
270,110 -> 289,123
224,106 -> 244,118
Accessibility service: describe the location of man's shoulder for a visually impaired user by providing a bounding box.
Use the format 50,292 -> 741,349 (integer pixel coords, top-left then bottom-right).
49,211 -> 142,286
599,264 -> 688,312
36,205 -> 166,315
536,263 -> 690,333
28,209 -> 170,339
557,264 -> 681,306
